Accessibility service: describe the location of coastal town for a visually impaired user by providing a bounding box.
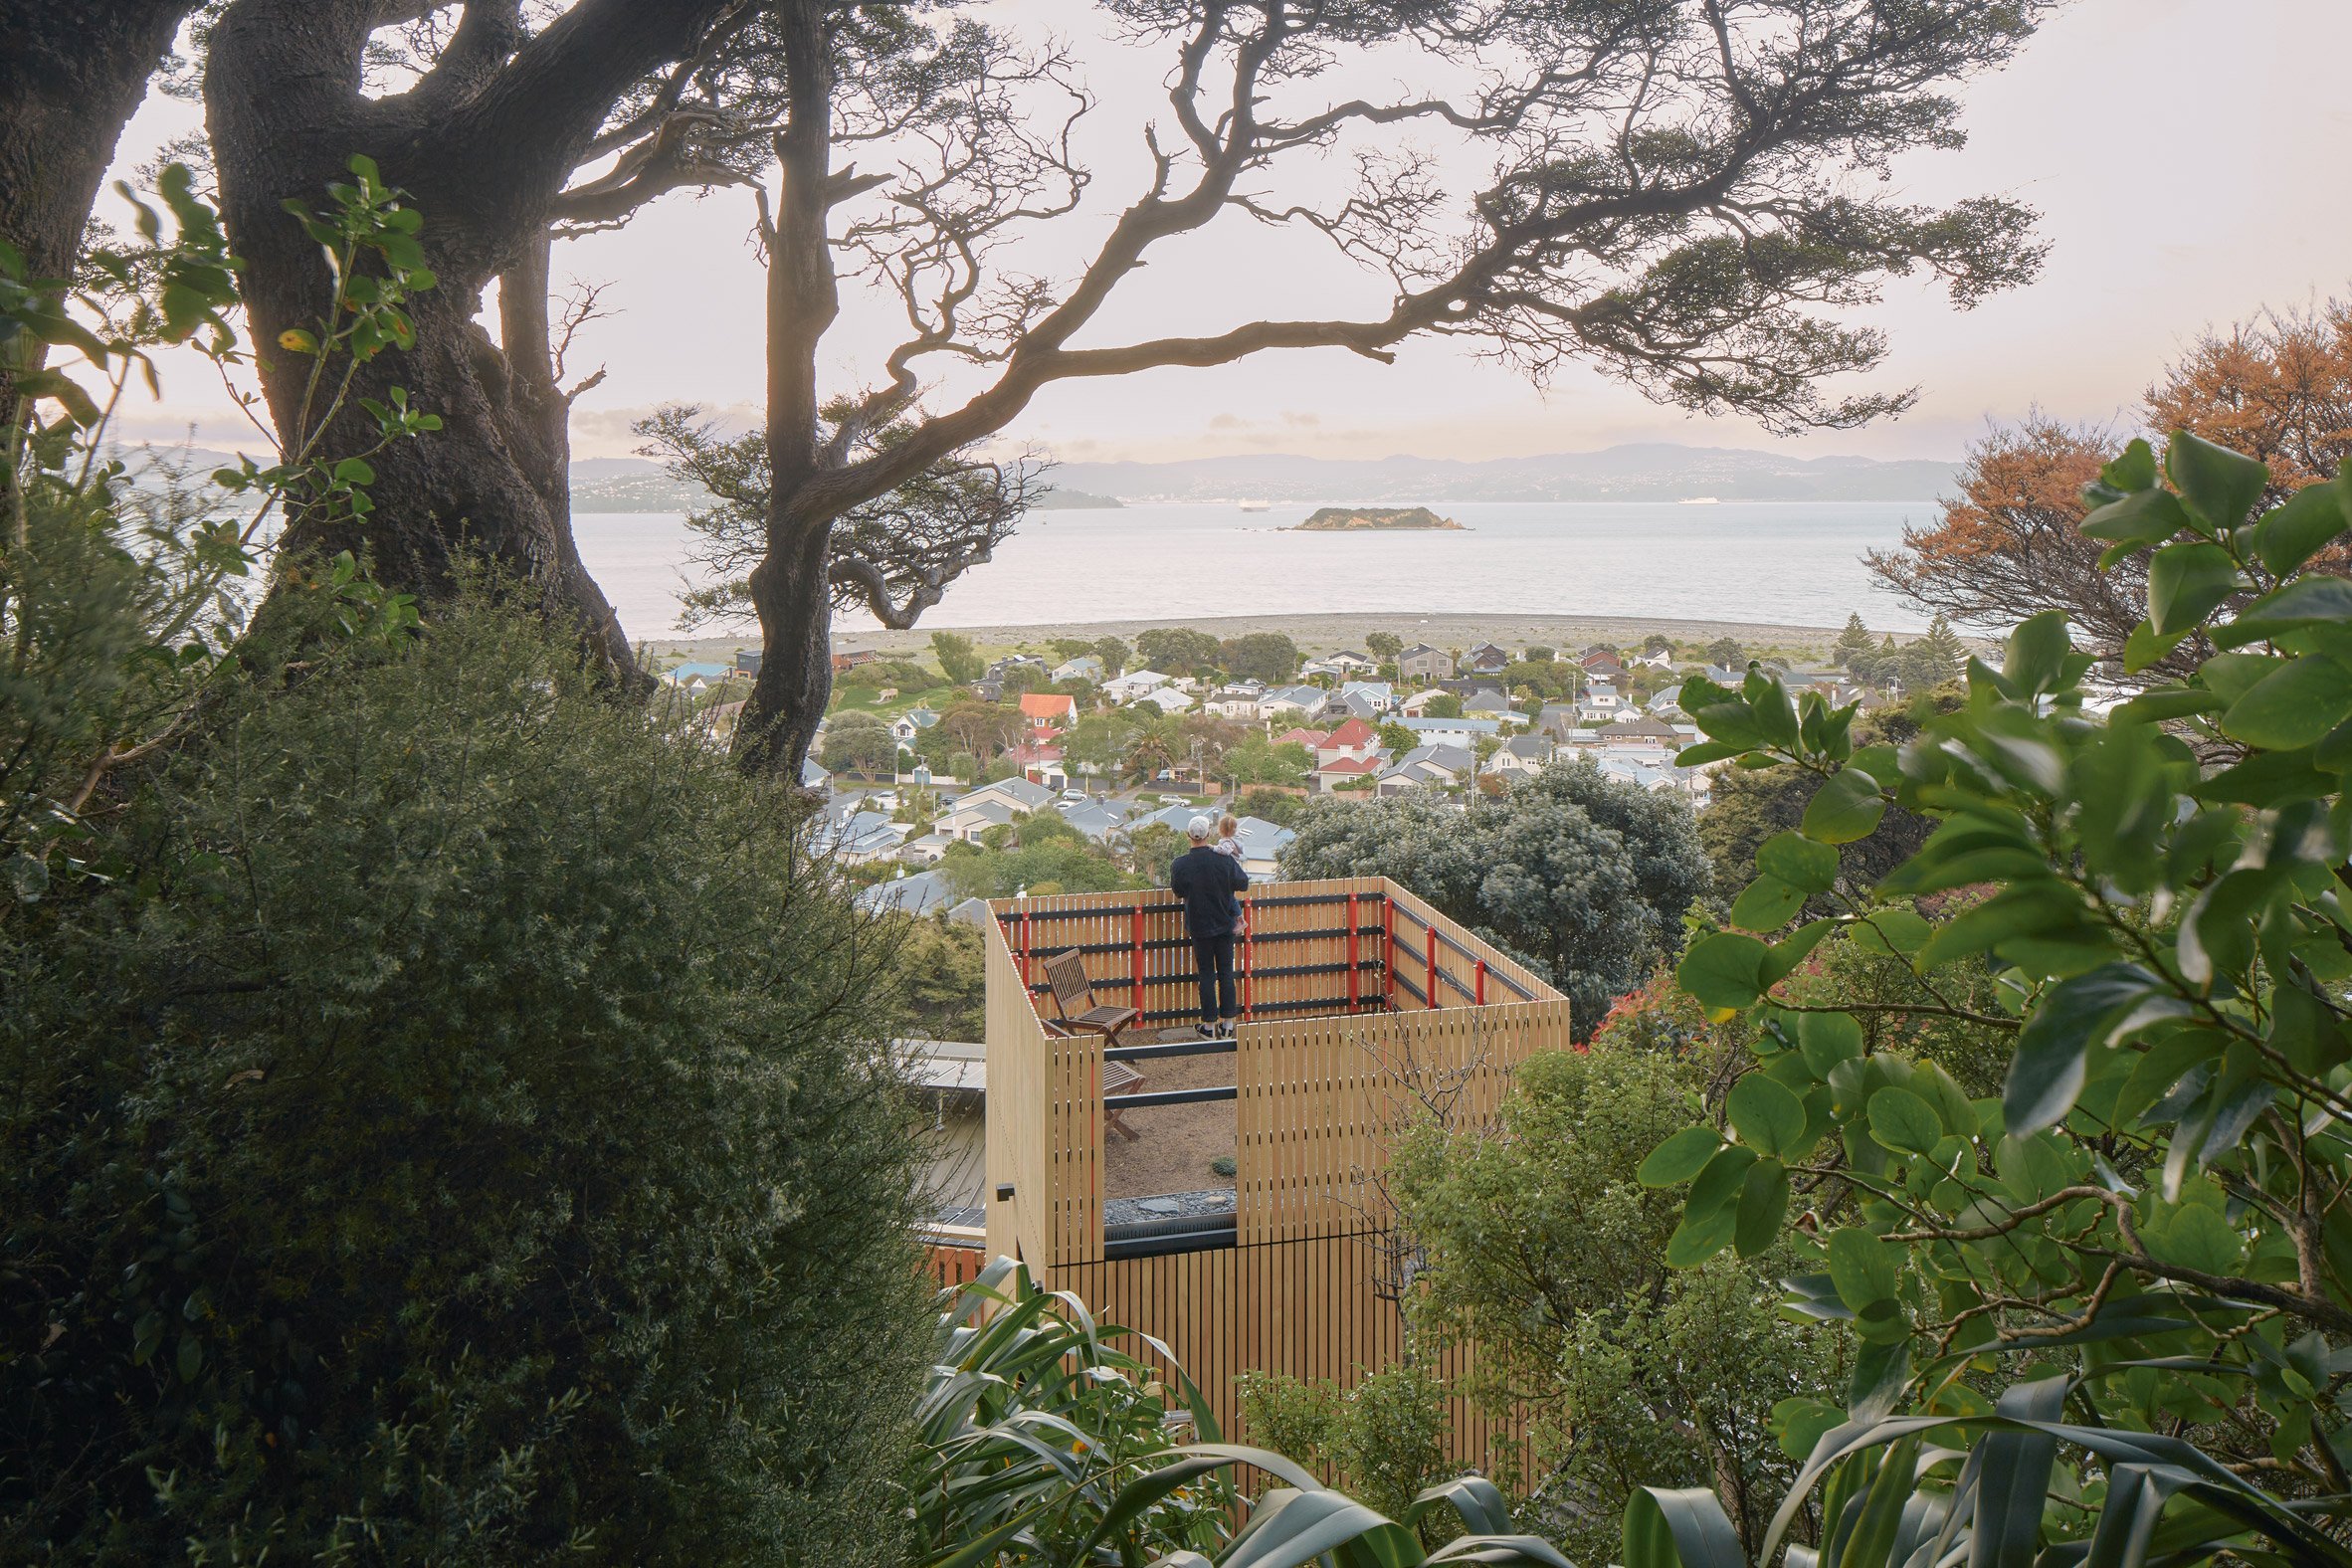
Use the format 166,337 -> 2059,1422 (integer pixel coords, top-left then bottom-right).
652,613 -> 1960,920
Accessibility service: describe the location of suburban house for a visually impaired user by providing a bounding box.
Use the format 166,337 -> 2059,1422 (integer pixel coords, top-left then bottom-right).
1008,740 -> 1070,793
1311,753 -> 1384,793
1271,725 -> 1329,752
1398,643 -> 1455,683
1396,713 -> 1503,750
1103,668 -> 1173,703
1314,717 -> 1381,767
1463,689 -> 1516,718
855,868 -> 961,917
970,677 -> 1005,702
1578,646 -> 1625,674
1208,680 -> 1268,718
1052,654 -> 1105,683
1397,687 -> 1454,716
1603,715 -> 1682,748
1258,685 -> 1325,721
1577,682 -> 1626,723
800,756 -> 831,790
661,660 -> 732,691
1337,680 -> 1395,714
1058,799 -> 1132,843
1484,733 -> 1556,776
732,647 -> 762,676
988,654 -> 1048,680
813,805 -> 911,865
1630,647 -> 1674,670
937,777 -> 1057,841
1377,742 -> 1474,795
1464,642 -> 1511,677
833,649 -> 881,675
890,706 -> 940,743
1019,690 -> 1078,734
897,830 -> 955,865
1300,650 -> 1376,680
1134,686 -> 1196,715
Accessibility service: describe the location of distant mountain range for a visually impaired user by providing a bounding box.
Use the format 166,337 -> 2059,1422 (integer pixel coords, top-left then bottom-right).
122,442 -> 1954,511
1043,443 -> 1956,503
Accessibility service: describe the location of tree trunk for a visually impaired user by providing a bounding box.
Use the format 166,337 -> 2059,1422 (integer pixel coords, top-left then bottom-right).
0,0 -> 197,407
740,516 -> 836,780
202,0 -> 728,684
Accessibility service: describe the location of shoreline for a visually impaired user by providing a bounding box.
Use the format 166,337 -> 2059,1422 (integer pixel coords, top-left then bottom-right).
645,609 -> 1886,664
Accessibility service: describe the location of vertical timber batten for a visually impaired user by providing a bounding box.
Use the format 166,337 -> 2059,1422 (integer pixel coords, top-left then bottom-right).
980,878 -> 1565,1468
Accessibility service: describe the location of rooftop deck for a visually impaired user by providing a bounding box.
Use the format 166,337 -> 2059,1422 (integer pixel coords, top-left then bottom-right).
976,878 -> 1569,1451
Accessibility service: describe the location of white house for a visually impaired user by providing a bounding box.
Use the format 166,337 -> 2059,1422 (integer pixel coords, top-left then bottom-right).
1377,743 -> 1474,795
1134,686 -> 1197,715
1338,680 -> 1395,713
1483,733 -> 1556,776
1052,654 -> 1105,683
1103,668 -> 1173,703
890,706 -> 940,743
1258,685 -> 1325,721
1207,680 -> 1268,719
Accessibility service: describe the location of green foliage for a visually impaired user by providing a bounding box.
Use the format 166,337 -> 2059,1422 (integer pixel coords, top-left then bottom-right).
1704,637 -> 1745,668
1393,1041 -> 1840,1562
1091,636 -> 1129,677
826,707 -> 898,771
888,912 -> 987,1040
933,630 -> 985,684
914,1263 -> 1565,1568
1378,719 -> 1419,755
2,594 -> 931,1565
1367,632 -> 1404,661
1423,692 -> 1464,718
1221,632 -> 1301,685
1237,787 -> 1307,827
1642,430 -> 2352,1568
1237,1367 -> 1453,1525
1695,706 -> 1941,909
843,656 -> 936,690
939,814 -> 1138,899
1136,627 -> 1223,677
1224,736 -> 1312,787
1279,758 -> 1711,1031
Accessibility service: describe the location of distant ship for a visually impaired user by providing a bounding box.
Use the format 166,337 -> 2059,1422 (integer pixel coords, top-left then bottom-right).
1678,495 -> 1720,505
1237,498 -> 1270,512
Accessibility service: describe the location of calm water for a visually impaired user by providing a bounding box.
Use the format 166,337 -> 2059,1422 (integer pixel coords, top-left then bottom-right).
572,498 -> 1939,640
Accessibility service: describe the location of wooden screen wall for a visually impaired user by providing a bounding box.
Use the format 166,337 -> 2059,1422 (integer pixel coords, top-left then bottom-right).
980,880 -> 1569,1463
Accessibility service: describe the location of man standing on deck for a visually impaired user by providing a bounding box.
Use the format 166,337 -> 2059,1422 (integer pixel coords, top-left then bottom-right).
1169,814 -> 1250,1038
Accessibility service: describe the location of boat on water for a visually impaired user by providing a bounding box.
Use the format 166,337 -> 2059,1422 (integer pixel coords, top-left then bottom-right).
1237,498 -> 1270,512
1678,495 -> 1720,505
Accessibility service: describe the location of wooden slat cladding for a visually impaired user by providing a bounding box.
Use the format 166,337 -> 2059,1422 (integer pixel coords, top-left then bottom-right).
979,878 -> 1565,1471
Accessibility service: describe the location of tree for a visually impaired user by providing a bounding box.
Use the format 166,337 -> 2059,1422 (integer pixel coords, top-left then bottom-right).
1280,758 -> 1710,1031
3,595 -> 930,1564
1236,786 -> 1304,827
1393,1039 -> 1839,1562
1091,636 -> 1128,678
999,663 -> 1048,697
1365,632 -> 1403,662
822,708 -> 895,773
1894,614 -> 1966,689
1225,737 -> 1311,787
1221,631 -> 1300,685
202,0 -> 775,677
1125,822 -> 1183,882
1376,720 -> 1417,756
1136,627 -> 1224,678
1652,430 -> 2352,1544
931,630 -> 983,685
708,0 -> 2052,775
884,912 -> 986,1042
937,698 -> 1021,763
1831,612 -> 1874,671
1703,637 -> 1746,668
1870,304 -> 2352,682
1422,693 -> 1463,719
1643,634 -> 1672,657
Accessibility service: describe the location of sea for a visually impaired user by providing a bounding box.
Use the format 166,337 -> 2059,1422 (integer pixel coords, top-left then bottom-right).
571,498 -> 1941,640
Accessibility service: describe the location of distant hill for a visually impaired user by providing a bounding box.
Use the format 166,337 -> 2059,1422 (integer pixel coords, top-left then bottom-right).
1290,505 -> 1463,531
566,459 -> 1125,513
1045,442 -> 1956,503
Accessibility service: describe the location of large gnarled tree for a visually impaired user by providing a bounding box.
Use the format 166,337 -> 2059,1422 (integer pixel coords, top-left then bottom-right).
719,0 -> 2056,776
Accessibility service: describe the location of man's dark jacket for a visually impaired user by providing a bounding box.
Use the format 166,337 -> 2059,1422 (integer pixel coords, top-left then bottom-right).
1169,844 -> 1248,936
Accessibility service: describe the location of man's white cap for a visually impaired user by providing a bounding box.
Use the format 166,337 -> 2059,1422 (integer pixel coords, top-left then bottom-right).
1187,815 -> 1213,840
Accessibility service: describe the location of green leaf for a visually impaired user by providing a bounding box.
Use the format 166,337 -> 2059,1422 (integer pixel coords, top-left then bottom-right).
1797,1011 -> 1863,1077
2100,437 -> 2158,492
1625,1488 -> 1745,1568
1757,831 -> 1840,892
2146,541 -> 2241,636
1666,1147 -> 1758,1268
1847,1336 -> 1910,1423
1772,1398 -> 1847,1464
1679,932 -> 1768,1010
2080,485 -> 2189,548
1801,767 -> 1886,845
2215,576 -> 2352,646
2166,429 -> 2269,533
2121,619 -> 2189,674
1849,909 -> 1930,956
1733,1158 -> 1790,1258
1825,1227 -> 1900,1312
2217,654 -> 2352,750
1728,1074 -> 1807,1158
2253,480 -> 2348,576
1865,1087 -> 1943,1156
1759,919 -> 1836,987
2006,963 -> 2189,1136
331,455 -> 377,486
2003,610 -> 2072,695
1639,1127 -> 1725,1188
1731,874 -> 1807,931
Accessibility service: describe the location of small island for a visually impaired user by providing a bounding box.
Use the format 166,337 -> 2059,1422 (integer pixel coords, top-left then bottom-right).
1288,505 -> 1465,531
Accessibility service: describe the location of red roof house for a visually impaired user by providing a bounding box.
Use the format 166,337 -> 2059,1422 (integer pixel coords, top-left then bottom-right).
1019,691 -> 1078,733
1315,717 -> 1380,766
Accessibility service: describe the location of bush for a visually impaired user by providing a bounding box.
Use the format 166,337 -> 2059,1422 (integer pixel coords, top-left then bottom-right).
1,597 -> 932,1566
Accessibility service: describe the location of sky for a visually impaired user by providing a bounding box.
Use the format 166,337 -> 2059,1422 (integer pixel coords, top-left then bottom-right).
102,0 -> 2352,469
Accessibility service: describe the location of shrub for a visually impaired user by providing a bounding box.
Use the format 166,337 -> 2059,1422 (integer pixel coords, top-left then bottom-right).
1,596 -> 932,1566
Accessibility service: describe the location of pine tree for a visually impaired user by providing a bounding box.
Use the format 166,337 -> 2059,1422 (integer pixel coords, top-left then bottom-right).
1898,615 -> 1967,690
1833,612 -> 1874,670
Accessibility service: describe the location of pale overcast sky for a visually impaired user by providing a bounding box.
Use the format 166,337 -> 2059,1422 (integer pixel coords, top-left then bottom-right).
104,0 -> 2352,467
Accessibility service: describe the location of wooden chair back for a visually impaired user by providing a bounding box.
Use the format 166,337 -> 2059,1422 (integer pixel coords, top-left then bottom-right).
1042,949 -> 1095,1020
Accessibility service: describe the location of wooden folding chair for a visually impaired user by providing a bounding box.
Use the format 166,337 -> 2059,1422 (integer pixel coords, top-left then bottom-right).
1039,949 -> 1145,1142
